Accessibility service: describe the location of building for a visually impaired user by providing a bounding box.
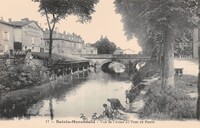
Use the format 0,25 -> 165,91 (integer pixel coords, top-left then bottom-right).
0,17 -> 45,56
114,47 -> 123,54
82,43 -> 98,54
123,49 -> 135,54
0,17 -> 97,56
44,29 -> 84,55
0,18 -> 14,55
11,18 -> 45,53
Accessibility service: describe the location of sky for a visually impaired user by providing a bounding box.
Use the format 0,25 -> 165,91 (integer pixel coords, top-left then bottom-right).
0,0 -> 141,53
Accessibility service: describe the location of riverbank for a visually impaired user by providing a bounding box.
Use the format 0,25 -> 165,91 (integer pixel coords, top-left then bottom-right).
126,58 -> 198,120
0,52 -> 90,94
128,75 -> 198,120
0,74 -> 88,119
0,70 -> 133,119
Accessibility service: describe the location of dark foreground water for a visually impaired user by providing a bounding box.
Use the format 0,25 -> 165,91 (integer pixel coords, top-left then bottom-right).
0,70 -> 131,120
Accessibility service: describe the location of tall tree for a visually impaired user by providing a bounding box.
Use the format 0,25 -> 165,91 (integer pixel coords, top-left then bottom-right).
114,0 -> 196,88
197,0 -> 200,120
32,0 -> 99,61
91,36 -> 117,54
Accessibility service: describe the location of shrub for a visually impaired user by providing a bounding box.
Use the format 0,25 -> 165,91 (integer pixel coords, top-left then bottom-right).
0,59 -> 48,92
139,79 -> 197,120
132,61 -> 160,86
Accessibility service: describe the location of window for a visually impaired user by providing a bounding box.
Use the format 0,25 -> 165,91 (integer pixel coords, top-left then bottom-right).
41,38 -> 43,45
3,31 -> 9,41
0,44 -> 4,53
40,48 -> 44,53
32,38 -> 34,45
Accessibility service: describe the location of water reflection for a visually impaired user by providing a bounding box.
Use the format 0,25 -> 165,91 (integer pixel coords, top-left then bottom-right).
0,70 -> 131,120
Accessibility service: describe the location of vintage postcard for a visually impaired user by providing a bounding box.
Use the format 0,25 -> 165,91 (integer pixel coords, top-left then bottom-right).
0,0 -> 200,128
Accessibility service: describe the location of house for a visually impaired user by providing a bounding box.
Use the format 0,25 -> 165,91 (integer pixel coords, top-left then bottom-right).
114,47 -> 123,54
11,18 -> 45,53
0,18 -> 14,56
82,43 -> 98,54
123,49 -> 135,54
43,29 -> 84,55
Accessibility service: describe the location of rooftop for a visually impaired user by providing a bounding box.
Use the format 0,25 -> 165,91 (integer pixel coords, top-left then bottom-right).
0,17 -> 43,31
0,19 -> 12,26
44,29 -> 84,43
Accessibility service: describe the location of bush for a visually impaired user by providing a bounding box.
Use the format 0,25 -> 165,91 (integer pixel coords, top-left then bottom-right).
0,59 -> 48,92
139,80 -> 197,120
138,61 -> 160,78
132,61 -> 160,85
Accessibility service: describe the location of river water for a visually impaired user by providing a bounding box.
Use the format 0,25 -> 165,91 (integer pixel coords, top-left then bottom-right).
15,71 -> 131,118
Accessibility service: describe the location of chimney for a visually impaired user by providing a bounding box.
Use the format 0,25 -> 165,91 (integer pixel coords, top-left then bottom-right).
8,18 -> 12,23
63,31 -> 66,35
21,18 -> 29,22
0,17 -> 3,21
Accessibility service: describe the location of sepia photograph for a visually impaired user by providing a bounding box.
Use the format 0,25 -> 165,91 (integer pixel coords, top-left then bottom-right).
0,0 -> 200,128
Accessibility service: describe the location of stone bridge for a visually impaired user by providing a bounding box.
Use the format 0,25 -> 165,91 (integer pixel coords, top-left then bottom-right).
75,54 -> 151,71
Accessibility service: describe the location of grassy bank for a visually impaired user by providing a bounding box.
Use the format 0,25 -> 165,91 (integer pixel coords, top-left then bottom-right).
139,75 -> 197,120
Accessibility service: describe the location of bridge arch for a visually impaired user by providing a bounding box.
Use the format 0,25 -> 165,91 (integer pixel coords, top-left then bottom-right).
76,54 -> 150,72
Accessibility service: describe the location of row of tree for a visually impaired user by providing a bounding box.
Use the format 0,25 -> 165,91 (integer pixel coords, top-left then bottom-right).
114,0 -> 199,119
114,0 -> 197,87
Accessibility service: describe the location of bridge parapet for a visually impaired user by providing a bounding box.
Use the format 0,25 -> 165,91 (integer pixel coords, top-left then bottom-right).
76,54 -> 112,59
111,54 -> 150,59
74,54 -> 150,60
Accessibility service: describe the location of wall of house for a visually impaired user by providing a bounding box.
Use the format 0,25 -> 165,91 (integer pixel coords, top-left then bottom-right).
82,45 -> 97,54
0,23 -> 14,55
13,28 -> 22,43
114,49 -> 123,54
44,31 -> 84,55
21,22 -> 44,52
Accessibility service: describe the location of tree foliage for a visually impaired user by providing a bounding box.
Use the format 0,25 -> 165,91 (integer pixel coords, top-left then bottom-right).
32,0 -> 99,60
114,0 -> 197,88
114,0 -> 196,55
0,59 -> 46,93
91,36 -> 117,54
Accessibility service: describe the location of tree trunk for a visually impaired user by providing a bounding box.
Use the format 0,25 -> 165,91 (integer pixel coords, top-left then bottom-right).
48,30 -> 53,62
197,47 -> 200,119
196,0 -> 200,120
161,17 -> 175,88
